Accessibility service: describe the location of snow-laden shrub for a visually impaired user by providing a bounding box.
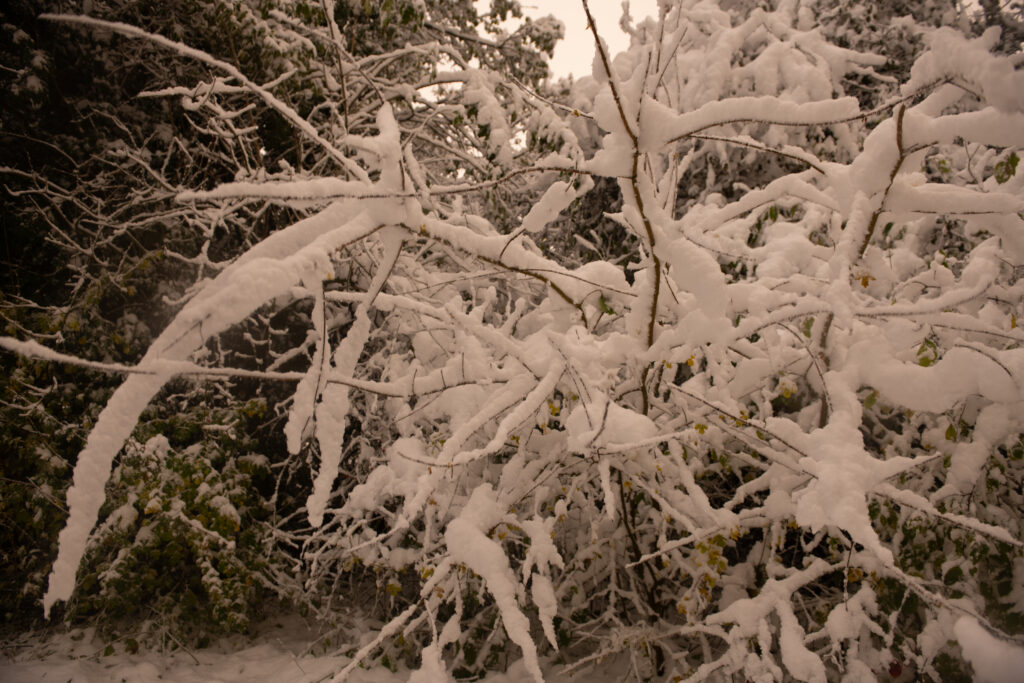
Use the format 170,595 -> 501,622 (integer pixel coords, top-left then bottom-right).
3,0 -> 1024,680
69,401 -> 279,645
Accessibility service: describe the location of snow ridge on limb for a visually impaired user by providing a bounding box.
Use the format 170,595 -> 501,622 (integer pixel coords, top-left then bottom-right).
445,485 -> 544,683
307,227 -> 405,528
643,95 -> 861,149
42,372 -> 170,616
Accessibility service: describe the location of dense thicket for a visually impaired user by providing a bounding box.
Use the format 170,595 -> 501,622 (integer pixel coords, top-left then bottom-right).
1,0 -> 561,641
2,1 -> 1023,681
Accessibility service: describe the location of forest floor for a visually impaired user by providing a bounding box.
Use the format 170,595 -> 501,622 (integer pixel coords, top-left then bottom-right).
0,614 -> 595,683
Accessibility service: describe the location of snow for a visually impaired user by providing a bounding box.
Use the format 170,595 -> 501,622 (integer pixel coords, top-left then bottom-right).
823,586 -> 879,644
564,394 -> 658,451
954,617 -> 1024,683
787,420 -> 896,566
306,300 -> 369,528
519,181 -> 581,234
0,625 -> 602,683
530,573 -> 560,649
462,70 -> 515,166
408,643 -> 455,683
853,345 -> 1022,415
641,95 -> 860,150
44,208 -> 385,612
905,28 -> 1024,112
178,177 -> 373,202
444,485 -> 544,683
42,372 -> 172,616
777,600 -> 826,683
446,362 -> 563,466
0,622 -> 379,683
876,483 -> 1023,547
340,438 -> 430,522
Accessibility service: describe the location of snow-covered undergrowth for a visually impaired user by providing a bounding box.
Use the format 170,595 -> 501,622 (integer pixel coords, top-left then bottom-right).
3,0 -> 1024,680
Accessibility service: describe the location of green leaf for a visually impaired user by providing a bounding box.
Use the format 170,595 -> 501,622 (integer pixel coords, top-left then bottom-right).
598,294 -> 616,315
801,317 -> 814,338
994,152 -> 1019,184
943,566 -> 963,585
1010,438 -> 1024,461
945,424 -> 957,441
916,339 -> 938,366
768,205 -> 778,222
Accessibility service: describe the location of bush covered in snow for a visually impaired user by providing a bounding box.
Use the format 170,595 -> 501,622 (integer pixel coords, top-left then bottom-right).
3,0 -> 1024,680
69,405 -> 279,643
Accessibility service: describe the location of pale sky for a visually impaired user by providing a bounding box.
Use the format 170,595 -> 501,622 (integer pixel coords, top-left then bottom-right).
477,0 -> 660,80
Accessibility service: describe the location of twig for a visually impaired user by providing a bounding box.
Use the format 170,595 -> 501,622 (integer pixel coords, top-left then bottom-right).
582,0 -> 663,415
690,133 -> 826,174
41,13 -> 369,182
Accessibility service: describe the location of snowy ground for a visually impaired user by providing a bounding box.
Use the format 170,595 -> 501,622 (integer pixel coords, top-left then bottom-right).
7,622 -> 1024,683
0,647 -> 583,683
0,616 -> 592,683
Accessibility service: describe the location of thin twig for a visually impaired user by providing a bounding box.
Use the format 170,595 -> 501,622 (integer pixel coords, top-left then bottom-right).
582,0 -> 663,415
41,13 -> 369,182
